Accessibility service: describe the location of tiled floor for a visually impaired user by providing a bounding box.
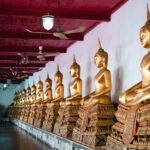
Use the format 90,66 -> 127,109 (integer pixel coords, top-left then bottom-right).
0,121 -> 52,150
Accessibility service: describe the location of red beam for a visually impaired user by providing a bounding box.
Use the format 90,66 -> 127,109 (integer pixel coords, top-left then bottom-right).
0,55 -> 54,61
0,46 -> 66,53
0,31 -> 84,41
0,6 -> 111,21
0,63 -> 45,67
0,67 -> 40,71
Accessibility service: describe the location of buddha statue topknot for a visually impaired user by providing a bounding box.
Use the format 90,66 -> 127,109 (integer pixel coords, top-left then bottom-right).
72,38 -> 115,148
107,4 -> 150,150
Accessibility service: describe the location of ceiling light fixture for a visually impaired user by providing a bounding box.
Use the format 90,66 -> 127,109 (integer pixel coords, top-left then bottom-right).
42,0 -> 54,31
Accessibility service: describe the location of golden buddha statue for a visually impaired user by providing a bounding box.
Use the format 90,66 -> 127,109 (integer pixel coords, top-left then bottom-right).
30,81 -> 36,104
72,38 -> 115,148
51,65 -> 64,105
28,81 -> 37,125
55,56 -> 82,138
34,77 -> 46,127
43,65 -> 64,132
43,73 -> 53,104
26,84 -> 31,105
107,5 -> 150,150
23,84 -> 31,122
19,89 -> 26,120
35,77 -> 44,104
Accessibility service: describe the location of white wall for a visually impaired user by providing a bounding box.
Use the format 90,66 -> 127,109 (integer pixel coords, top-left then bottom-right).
17,0 -> 150,103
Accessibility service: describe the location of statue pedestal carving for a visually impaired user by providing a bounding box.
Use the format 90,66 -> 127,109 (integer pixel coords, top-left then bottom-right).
42,103 -> 60,132
34,105 -> 47,128
55,101 -> 81,138
106,103 -> 150,150
28,105 -> 37,125
73,103 -> 115,148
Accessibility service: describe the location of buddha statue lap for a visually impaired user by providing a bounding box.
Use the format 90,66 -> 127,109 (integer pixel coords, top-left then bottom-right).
28,81 -> 37,125
54,56 -> 82,138
72,39 -> 115,148
42,73 -> 53,130
43,65 -> 64,132
23,84 -> 31,123
34,77 -> 45,128
106,5 -> 150,150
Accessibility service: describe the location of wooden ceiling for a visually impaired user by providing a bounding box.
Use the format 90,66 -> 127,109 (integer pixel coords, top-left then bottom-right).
0,0 -> 128,84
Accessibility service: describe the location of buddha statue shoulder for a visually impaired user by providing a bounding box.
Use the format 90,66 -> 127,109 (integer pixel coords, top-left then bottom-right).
65,56 -> 82,106
119,5 -> 150,107
51,65 -> 64,105
43,73 -> 53,104
30,81 -> 36,104
35,76 -> 44,104
82,38 -> 112,108
26,84 -> 31,105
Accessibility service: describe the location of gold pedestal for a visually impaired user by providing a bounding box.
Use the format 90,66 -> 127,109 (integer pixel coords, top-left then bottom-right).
19,106 -> 25,121
28,105 -> 37,125
34,105 -> 47,128
58,103 -> 81,138
72,103 -> 115,148
106,103 -> 150,150
42,104 -> 60,132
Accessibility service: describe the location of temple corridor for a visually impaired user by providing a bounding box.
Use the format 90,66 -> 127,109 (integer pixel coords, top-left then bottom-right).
0,122 -> 52,150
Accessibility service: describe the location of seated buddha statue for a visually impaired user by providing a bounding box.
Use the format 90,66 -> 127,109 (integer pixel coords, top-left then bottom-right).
35,77 -> 44,105
56,56 -> 82,138
72,38 -> 115,148
42,73 -> 53,105
19,89 -> 26,120
28,81 -> 37,125
23,84 -> 31,122
34,77 -> 45,127
43,65 -> 64,132
30,81 -> 36,104
106,5 -> 150,150
51,65 -> 64,105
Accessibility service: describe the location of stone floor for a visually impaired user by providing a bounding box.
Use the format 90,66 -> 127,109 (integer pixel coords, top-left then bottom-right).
0,121 -> 52,150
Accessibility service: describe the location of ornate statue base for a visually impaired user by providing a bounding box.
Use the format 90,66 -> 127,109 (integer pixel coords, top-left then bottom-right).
34,104 -> 47,128
72,103 -> 115,148
54,99 -> 81,138
42,102 -> 61,132
28,104 -> 37,125
106,103 -> 150,150
19,106 -> 25,121
23,106 -> 30,123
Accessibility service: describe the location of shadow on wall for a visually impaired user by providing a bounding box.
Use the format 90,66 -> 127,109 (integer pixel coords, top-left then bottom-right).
86,76 -> 92,95
0,105 -> 6,117
113,67 -> 123,103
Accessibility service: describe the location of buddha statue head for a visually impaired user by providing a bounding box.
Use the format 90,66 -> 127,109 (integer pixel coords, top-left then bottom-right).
31,81 -> 36,94
54,65 -> 63,84
26,84 -> 31,95
45,73 -> 52,89
94,38 -> 108,69
140,4 -> 150,49
37,76 -> 43,91
70,55 -> 80,78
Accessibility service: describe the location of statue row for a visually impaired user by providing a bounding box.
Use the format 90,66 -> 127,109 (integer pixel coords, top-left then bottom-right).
7,5 -> 150,149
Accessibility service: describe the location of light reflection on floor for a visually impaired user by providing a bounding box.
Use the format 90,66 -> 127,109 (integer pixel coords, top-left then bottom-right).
0,121 -> 52,150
